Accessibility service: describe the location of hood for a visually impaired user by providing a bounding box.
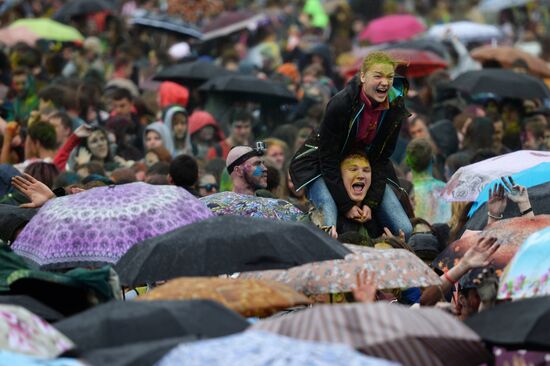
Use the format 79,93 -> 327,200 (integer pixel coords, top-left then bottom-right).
163,105 -> 192,156
188,111 -> 225,141
429,119 -> 459,157
159,81 -> 189,109
144,121 -> 175,156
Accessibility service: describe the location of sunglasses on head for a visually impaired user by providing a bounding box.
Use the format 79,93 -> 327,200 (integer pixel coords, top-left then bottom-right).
199,183 -> 219,192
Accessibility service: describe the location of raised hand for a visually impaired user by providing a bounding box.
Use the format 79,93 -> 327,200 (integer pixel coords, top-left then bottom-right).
501,176 -> 529,205
461,236 -> 499,270
75,147 -> 92,166
487,183 -> 506,218
352,269 -> 377,303
12,173 -> 56,208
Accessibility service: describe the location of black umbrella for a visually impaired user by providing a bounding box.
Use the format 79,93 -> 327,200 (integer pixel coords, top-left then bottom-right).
383,38 -> 449,59
465,296 -> 550,350
129,11 -> 203,39
114,216 -> 350,287
450,69 -> 550,99
0,295 -> 63,322
464,182 -> 550,231
0,204 -> 37,243
199,74 -> 297,104
54,300 -> 248,351
53,0 -> 114,22
153,60 -> 233,88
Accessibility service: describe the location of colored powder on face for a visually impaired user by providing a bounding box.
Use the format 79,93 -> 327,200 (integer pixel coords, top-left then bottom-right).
252,165 -> 263,177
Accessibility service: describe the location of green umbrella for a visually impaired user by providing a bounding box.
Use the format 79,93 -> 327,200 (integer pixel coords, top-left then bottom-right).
9,18 -> 84,42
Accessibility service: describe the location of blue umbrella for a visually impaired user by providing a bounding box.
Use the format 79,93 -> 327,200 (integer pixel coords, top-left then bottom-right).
155,331 -> 399,366
468,162 -> 550,217
130,10 -> 203,39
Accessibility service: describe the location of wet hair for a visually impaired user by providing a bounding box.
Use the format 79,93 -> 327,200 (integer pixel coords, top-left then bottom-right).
110,87 -> 132,102
406,138 -> 433,172
38,85 -> 69,108
146,161 -> 170,177
24,162 -> 59,189
169,154 -> 198,188
230,108 -> 252,125
340,149 -> 370,165
360,51 -> 398,74
49,112 -> 73,133
464,117 -> 494,151
146,146 -> 172,163
27,121 -> 57,150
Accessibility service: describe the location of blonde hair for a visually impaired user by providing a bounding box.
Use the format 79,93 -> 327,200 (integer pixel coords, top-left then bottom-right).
360,51 -> 399,74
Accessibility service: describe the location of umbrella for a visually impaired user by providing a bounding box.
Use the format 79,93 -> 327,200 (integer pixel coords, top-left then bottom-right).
157,330 -> 399,366
0,351 -> 85,365
382,38 -> 449,59
11,182 -> 212,269
433,215 -> 550,275
139,277 -> 311,317
153,60 -> 233,88
54,300 -> 248,352
0,295 -> 63,322
468,163 -> 550,216
442,150 -> 550,202
0,26 -> 39,47
465,181 -> 550,230
498,227 -> 550,300
449,69 -> 550,100
9,19 -> 84,42
252,302 -> 490,366
199,74 -> 297,104
114,216 -> 350,287
240,247 -> 441,295
427,21 -> 504,43
53,0 -> 114,22
201,11 -> 267,42
0,204 -> 37,243
358,14 -> 426,44
200,192 -> 306,221
478,0 -> 531,13
0,304 -> 73,358
465,295 -> 550,350
470,46 -> 550,78
129,10 -> 203,39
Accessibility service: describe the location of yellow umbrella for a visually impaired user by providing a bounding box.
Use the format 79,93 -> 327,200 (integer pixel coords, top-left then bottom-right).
9,18 -> 84,42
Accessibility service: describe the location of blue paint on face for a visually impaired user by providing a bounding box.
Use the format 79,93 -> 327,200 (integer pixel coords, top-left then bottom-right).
252,165 -> 263,177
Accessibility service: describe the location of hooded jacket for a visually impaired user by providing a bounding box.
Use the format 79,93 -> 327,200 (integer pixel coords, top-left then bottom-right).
159,82 -> 189,109
144,122 -> 175,156
290,75 -> 410,214
163,105 -> 192,157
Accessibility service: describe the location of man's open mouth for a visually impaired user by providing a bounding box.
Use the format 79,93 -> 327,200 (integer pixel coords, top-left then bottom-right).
352,182 -> 365,194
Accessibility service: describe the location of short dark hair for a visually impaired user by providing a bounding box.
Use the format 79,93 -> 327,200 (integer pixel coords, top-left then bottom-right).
146,161 -> 170,177
406,138 -> 433,172
38,85 -> 68,108
230,108 -> 252,125
111,87 -> 133,102
49,112 -> 73,132
24,162 -> 59,189
27,121 -> 57,150
169,154 -> 198,188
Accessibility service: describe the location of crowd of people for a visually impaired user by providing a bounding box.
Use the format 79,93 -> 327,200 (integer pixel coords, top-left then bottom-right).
0,0 -> 550,365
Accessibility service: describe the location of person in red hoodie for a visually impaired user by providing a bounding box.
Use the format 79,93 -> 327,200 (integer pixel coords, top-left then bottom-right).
158,82 -> 189,109
188,110 -> 224,160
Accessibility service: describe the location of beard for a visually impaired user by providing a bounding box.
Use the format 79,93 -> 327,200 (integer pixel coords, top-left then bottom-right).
243,171 -> 266,190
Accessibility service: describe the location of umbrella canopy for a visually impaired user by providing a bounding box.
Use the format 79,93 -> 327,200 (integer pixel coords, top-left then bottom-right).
0,26 -> 39,47
0,304 -> 73,358
498,227 -> 550,300
0,295 -> 63,322
199,74 -> 297,104
470,46 -> 550,78
240,247 -> 441,295
0,351 -> 86,365
442,150 -> 550,202
433,215 -> 550,275
252,302 -> 490,366
114,216 -> 350,287
0,204 -> 37,243
139,277 -> 311,317
157,330 -> 399,366
9,19 -> 84,42
465,295 -> 550,350
201,192 -> 306,221
358,14 -> 426,44
428,21 -> 504,43
478,0 -> 531,13
11,182 -> 212,269
382,38 -> 449,59
129,10 -> 203,39
53,0 -> 114,22
449,69 -> 550,100
54,300 -> 248,352
153,60 -> 233,88
201,11 -> 267,42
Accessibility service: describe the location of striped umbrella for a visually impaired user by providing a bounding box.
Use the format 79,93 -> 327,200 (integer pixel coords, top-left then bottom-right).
252,302 -> 490,366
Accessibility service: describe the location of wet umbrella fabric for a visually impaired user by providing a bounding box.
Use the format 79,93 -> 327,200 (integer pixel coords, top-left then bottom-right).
0,295 -> 63,322
9,19 -> 84,42
449,69 -> 550,100
114,216 -> 350,287
252,302 -> 489,366
201,192 -> 306,221
153,60 -> 232,87
470,46 -> 550,78
156,330 -> 399,366
54,300 -> 248,352
129,11 -> 203,39
358,15 -> 426,44
53,0 -> 114,22
11,182 -> 212,269
201,11 -> 266,41
465,295 -> 550,350
427,21 -> 504,43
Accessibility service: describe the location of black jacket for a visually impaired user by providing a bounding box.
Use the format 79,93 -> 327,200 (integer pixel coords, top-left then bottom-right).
290,75 -> 410,214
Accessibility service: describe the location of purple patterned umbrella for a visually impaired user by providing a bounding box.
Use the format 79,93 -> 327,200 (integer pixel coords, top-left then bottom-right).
11,183 -> 212,269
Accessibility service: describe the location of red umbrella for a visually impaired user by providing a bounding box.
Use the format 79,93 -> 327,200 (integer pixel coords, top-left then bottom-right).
358,14 -> 426,44
344,48 -> 447,79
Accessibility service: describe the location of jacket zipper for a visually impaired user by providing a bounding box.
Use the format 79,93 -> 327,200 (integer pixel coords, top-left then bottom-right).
341,104 -> 365,154
294,144 -> 319,160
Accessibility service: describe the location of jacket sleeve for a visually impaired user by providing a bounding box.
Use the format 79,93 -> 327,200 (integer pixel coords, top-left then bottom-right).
53,133 -> 81,172
318,98 -> 357,215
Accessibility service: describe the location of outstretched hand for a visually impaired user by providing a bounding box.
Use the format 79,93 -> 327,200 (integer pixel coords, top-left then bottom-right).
352,269 -> 377,303
461,236 -> 499,270
501,176 -> 530,205
11,173 -> 55,208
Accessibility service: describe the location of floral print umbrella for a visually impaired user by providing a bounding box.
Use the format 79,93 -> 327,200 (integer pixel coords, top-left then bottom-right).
240,247 -> 441,294
12,183 -> 212,269
498,227 -> 550,300
434,215 -> 550,276
200,192 -> 305,221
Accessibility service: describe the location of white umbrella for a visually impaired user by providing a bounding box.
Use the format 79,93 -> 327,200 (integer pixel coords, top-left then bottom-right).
478,0 -> 531,13
428,21 -> 504,43
442,150 -> 550,202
